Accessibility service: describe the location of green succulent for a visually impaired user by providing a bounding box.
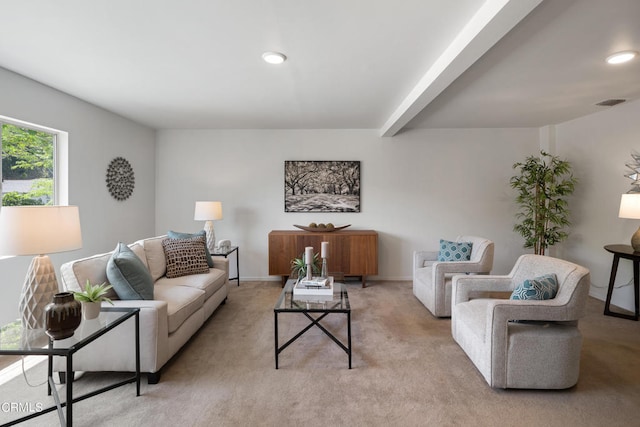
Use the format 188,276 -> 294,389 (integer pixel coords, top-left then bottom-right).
291,252 -> 320,279
73,280 -> 114,304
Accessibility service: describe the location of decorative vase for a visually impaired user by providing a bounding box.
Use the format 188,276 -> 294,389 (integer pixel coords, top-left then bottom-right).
44,292 -> 82,340
81,301 -> 102,320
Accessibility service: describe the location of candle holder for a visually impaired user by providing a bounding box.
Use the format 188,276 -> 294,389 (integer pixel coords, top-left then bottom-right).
320,258 -> 328,278
306,262 -> 313,280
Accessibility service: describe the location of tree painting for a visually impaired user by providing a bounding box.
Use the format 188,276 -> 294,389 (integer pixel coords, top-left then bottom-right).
285,161 -> 360,212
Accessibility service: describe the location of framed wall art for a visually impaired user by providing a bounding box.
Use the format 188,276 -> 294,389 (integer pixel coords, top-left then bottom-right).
284,160 -> 360,212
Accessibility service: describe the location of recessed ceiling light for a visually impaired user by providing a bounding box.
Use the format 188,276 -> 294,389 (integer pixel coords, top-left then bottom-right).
262,52 -> 287,65
606,50 -> 638,65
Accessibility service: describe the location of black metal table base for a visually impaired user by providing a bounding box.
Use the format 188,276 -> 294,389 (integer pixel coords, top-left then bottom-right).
274,310 -> 352,369
1,309 -> 140,427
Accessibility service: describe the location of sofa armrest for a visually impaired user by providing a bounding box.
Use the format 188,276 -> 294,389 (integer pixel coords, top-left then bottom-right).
413,251 -> 438,270
106,300 -> 170,370
452,275 -> 514,304
212,257 -> 229,278
54,299 -> 170,374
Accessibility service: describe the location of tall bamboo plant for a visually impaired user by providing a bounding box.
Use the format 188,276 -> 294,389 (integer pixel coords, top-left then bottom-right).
510,151 -> 577,255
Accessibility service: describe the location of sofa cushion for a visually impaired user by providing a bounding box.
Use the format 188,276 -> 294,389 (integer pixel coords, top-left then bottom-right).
128,242 -> 148,271
511,274 -> 558,300
156,268 -> 227,300
167,230 -> 214,267
153,283 -> 205,333
106,243 -> 154,300
162,236 -> 210,278
140,236 -> 168,281
63,251 -> 112,294
438,239 -> 472,262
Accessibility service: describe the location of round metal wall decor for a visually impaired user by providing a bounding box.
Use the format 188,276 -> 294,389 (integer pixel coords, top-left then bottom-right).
106,157 -> 135,201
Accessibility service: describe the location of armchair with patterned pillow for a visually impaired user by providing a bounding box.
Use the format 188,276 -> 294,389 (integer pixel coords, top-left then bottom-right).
413,235 -> 494,317
451,254 -> 590,389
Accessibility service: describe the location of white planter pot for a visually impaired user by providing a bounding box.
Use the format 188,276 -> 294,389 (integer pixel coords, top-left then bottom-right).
81,301 -> 101,320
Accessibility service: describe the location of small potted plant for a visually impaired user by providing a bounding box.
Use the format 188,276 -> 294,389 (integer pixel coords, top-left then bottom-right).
291,252 -> 320,280
72,280 -> 114,320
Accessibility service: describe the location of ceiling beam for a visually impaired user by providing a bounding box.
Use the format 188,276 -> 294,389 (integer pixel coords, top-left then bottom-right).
380,0 -> 543,137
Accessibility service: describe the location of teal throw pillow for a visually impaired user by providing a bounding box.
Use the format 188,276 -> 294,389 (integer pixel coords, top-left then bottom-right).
168,230 -> 214,267
510,274 -> 558,300
438,239 -> 472,262
106,242 -> 154,300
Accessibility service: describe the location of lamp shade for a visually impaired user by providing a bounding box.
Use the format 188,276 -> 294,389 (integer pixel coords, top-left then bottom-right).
619,194 -> 640,219
0,206 -> 82,256
194,201 -> 223,221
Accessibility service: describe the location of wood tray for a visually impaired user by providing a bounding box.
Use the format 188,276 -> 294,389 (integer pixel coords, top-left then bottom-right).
293,224 -> 351,232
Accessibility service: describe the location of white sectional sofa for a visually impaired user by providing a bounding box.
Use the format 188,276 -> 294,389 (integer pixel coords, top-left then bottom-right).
58,235 -> 229,383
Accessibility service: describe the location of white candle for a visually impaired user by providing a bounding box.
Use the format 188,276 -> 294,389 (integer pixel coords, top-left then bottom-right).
321,241 -> 329,258
305,246 -> 314,264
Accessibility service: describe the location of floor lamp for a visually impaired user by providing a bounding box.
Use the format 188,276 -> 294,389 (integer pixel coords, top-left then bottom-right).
0,206 -> 82,329
194,201 -> 223,252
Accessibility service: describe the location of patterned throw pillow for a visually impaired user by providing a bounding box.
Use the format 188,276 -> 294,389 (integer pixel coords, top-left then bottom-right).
162,236 -> 210,279
510,274 -> 559,300
167,230 -> 214,267
438,239 -> 473,262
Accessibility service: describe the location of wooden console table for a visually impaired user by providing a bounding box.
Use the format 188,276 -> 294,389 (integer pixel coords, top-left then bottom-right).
268,230 -> 378,287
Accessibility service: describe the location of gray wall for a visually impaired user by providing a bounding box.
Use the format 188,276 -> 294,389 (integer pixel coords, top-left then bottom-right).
0,67 -> 156,324
155,128 -> 540,281
555,98 -> 640,313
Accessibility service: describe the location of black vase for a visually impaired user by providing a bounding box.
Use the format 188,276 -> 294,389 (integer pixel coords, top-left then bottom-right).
44,292 -> 82,340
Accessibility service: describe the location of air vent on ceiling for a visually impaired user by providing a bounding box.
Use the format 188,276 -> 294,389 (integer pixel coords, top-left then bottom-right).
595,98 -> 626,107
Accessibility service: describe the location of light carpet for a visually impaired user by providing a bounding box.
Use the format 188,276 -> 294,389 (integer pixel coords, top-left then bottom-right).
1,281 -> 639,426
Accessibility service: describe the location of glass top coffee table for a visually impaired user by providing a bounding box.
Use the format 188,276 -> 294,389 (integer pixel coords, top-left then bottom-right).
274,279 -> 351,369
0,307 -> 140,427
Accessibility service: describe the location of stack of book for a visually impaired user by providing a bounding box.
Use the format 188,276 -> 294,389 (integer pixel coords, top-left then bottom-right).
293,276 -> 334,297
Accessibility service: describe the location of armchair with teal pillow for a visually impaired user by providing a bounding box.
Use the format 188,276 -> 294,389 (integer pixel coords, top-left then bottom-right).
451,254 -> 590,389
413,235 -> 494,317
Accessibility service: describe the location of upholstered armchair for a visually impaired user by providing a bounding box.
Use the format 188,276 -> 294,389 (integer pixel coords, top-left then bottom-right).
451,254 -> 591,389
413,236 -> 494,317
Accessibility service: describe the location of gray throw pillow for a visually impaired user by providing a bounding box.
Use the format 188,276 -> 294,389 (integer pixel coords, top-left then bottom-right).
106,242 -> 154,300
167,230 -> 214,267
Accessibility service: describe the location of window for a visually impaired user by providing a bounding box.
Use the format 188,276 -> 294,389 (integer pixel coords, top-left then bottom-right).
1,117 -> 60,206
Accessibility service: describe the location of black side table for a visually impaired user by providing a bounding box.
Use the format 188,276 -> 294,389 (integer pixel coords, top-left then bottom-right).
604,244 -> 640,321
211,246 -> 240,286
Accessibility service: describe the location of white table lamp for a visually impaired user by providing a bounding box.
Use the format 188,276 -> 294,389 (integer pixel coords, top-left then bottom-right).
0,206 -> 82,329
194,201 -> 223,252
619,193 -> 640,251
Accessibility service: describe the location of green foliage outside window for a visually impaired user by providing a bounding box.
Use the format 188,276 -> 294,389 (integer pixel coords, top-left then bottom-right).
1,122 -> 55,206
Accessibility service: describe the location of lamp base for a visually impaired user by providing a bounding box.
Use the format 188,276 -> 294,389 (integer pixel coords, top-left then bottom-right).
19,255 -> 59,329
632,227 -> 640,252
204,220 -> 216,253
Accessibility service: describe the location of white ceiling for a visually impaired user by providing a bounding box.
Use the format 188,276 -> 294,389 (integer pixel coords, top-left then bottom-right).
0,0 -> 639,135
